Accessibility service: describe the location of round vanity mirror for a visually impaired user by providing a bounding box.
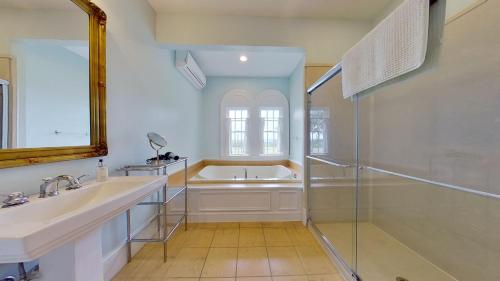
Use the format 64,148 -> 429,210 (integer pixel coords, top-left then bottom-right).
147,132 -> 167,164
147,132 -> 167,148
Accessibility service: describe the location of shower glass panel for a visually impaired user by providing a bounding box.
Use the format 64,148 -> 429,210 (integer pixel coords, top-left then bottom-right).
307,73 -> 357,270
307,1 -> 499,281
357,1 -> 500,280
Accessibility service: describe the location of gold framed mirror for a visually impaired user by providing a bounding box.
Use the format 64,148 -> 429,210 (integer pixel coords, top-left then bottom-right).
0,0 -> 107,168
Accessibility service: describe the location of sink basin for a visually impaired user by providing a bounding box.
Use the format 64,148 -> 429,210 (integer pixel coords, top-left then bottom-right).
0,176 -> 167,263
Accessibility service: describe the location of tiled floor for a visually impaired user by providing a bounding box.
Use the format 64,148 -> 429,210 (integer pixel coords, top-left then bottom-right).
113,222 -> 344,281
316,222 -> 457,281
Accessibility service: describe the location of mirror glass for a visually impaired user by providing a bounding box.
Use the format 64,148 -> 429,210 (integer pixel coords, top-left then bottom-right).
0,0 -> 89,149
147,132 -> 167,148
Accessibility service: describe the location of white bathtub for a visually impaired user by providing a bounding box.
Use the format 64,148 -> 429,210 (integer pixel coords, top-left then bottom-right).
194,165 -> 295,181
184,164 -> 303,222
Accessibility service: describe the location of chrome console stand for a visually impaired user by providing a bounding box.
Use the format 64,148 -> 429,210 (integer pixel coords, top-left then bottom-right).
122,158 -> 188,263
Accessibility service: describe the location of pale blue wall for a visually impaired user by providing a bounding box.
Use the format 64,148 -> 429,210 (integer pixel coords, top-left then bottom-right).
201,77 -> 290,159
288,59 -> 305,164
0,0 -> 203,278
13,41 -> 90,148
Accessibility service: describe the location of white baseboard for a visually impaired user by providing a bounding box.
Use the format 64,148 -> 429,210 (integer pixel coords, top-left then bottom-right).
188,211 -> 303,223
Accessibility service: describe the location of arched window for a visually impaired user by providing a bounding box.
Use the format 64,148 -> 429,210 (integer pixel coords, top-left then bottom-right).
220,89 -> 289,159
256,90 -> 289,156
220,90 -> 253,157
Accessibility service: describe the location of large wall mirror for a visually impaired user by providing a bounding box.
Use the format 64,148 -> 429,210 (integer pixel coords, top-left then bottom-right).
0,0 -> 106,168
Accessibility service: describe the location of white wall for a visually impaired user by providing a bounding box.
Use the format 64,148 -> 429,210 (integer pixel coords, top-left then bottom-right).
0,7 -> 87,55
156,14 -> 372,64
0,0 -> 203,278
201,77 -> 290,159
288,59 -> 306,164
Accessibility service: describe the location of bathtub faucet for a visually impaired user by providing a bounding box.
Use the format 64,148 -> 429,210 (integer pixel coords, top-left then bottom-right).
244,168 -> 248,179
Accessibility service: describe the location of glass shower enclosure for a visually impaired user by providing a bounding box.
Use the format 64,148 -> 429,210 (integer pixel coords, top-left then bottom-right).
305,1 -> 500,280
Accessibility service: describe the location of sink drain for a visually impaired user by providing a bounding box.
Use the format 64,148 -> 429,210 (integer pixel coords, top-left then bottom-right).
396,277 -> 409,281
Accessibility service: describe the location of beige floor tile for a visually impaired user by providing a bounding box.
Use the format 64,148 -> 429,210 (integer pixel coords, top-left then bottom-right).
151,277 -> 198,281
166,230 -> 189,258
237,277 -> 272,281
139,259 -> 172,278
295,247 -> 337,275
202,248 -> 238,277
263,228 -> 293,246
197,223 -> 219,229
271,276 -> 308,281
237,247 -> 271,277
262,222 -> 288,228
212,228 -> 240,247
167,241 -> 185,258
166,247 -> 209,277
170,228 -> 189,241
286,228 -> 318,247
184,229 -> 215,247
267,247 -> 305,276
112,278 -> 147,281
239,228 -> 266,247
115,222 -> 338,281
112,259 -> 143,280
240,222 -> 263,228
306,274 -> 344,281
218,222 -> 240,228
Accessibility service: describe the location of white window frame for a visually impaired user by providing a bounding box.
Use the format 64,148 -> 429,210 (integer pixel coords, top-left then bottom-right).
309,107 -> 329,155
220,89 -> 288,160
259,107 -> 284,156
226,107 -> 250,156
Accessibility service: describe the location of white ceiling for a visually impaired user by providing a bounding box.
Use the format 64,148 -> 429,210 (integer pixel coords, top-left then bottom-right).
189,49 -> 304,78
148,0 -> 394,21
0,0 -> 79,10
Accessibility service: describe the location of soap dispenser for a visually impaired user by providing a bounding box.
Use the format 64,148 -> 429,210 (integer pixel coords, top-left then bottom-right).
96,159 -> 108,182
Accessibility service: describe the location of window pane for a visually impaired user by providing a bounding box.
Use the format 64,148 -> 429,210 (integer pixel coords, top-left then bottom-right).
228,109 -> 248,156
310,108 -> 329,154
261,109 -> 282,155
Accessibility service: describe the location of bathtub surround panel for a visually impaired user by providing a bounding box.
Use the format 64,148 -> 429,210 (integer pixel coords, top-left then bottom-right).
187,185 -> 303,222
0,0 -> 203,278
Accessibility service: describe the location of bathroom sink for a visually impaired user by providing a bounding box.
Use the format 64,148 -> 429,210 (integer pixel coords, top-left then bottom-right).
0,176 -> 167,263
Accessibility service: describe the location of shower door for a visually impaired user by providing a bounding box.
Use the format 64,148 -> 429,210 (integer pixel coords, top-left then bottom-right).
306,66 -> 358,277
307,1 -> 500,280
355,0 -> 500,280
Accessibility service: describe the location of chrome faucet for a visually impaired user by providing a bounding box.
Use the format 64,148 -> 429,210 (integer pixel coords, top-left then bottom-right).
39,175 -> 87,198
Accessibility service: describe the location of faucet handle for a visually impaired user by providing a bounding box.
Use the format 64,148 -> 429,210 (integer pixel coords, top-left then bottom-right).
77,174 -> 89,182
2,192 -> 29,208
65,174 -> 88,190
42,177 -> 53,183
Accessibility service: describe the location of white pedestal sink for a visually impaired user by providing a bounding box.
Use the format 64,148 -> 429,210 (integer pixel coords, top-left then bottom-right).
0,176 -> 167,281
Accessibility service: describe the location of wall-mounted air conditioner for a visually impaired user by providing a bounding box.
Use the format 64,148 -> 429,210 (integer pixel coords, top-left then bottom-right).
175,51 -> 207,90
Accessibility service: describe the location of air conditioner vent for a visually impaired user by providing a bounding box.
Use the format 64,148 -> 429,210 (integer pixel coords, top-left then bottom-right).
175,51 -> 207,90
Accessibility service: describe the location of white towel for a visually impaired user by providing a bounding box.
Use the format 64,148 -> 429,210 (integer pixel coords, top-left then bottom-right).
341,0 -> 429,99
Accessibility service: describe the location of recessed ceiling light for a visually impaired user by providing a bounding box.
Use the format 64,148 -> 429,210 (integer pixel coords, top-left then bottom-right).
240,55 -> 248,62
